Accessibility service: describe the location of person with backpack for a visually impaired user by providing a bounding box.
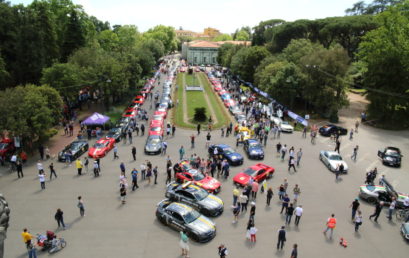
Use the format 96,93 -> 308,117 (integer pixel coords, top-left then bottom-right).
218,244 -> 228,258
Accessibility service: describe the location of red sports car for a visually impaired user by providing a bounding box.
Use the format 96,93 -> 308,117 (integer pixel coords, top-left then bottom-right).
149,120 -> 164,136
154,110 -> 167,119
88,138 -> 115,158
214,85 -> 222,92
218,89 -> 228,96
176,169 -> 221,193
133,95 -> 145,105
233,163 -> 275,186
224,99 -> 236,108
122,107 -> 138,118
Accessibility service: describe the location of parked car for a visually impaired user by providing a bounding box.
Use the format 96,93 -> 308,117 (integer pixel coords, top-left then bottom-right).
359,179 -> 409,208
229,105 -> 242,115
243,139 -> 264,160
58,140 -> 89,162
133,95 -> 145,105
279,121 -> 294,133
319,124 -> 348,137
122,107 -> 138,118
149,120 -> 164,136
105,127 -> 122,142
378,147 -> 402,167
208,144 -> 243,166
319,151 -> 348,172
144,135 -> 163,155
156,200 -> 216,242
88,138 -> 115,158
233,163 -> 275,186
401,223 -> 409,241
176,169 -> 221,194
165,182 -> 224,217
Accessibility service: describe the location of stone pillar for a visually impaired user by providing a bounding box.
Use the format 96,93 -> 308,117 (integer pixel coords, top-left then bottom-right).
0,194 -> 10,258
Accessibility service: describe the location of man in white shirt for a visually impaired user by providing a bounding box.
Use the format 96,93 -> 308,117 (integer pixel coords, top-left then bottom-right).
294,205 -> 303,226
37,160 -> 44,173
38,171 -> 46,189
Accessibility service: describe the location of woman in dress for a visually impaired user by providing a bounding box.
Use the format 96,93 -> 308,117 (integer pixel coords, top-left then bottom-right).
180,230 -> 189,257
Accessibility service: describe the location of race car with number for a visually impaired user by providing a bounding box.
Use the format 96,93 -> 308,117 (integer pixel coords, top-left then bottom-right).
88,138 -> 115,158
176,169 -> 221,194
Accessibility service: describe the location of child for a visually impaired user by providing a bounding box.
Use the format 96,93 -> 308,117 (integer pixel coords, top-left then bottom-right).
232,204 -> 240,224
249,225 -> 258,242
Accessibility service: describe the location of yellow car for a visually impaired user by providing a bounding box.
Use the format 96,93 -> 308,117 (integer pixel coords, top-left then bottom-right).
238,126 -> 253,141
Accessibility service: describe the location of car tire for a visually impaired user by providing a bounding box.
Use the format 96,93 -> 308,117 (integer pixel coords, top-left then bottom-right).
367,197 -> 377,204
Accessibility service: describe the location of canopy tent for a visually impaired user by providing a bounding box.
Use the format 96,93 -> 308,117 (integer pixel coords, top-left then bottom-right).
81,112 -> 110,126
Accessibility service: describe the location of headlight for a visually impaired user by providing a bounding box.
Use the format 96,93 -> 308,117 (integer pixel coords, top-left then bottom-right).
231,156 -> 237,160
251,150 -> 257,154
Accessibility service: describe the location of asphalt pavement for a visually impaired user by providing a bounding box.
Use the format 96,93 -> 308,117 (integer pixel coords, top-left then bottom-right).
1,57 -> 409,258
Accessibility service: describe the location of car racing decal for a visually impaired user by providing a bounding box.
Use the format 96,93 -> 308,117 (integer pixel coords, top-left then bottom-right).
207,195 -> 223,204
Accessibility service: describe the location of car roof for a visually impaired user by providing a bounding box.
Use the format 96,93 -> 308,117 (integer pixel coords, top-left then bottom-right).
324,151 -> 339,156
215,144 -> 229,148
167,202 -> 193,215
386,147 -> 400,152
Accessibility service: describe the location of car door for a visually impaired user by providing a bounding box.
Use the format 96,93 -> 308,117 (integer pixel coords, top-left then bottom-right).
377,149 -> 385,158
179,191 -> 196,207
254,169 -> 265,182
170,212 -> 185,231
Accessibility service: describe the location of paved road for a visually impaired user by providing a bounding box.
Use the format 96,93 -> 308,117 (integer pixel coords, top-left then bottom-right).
1,58 -> 409,258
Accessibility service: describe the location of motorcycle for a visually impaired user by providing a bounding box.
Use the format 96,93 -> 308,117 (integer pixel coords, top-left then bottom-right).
36,230 -> 67,253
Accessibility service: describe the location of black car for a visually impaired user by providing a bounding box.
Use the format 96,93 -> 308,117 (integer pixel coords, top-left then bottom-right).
243,139 -> 264,160
208,144 -> 243,165
156,199 -> 216,242
378,147 -> 402,167
106,127 -> 122,142
165,182 -> 224,217
318,124 -> 348,137
144,135 -> 162,155
58,140 -> 89,162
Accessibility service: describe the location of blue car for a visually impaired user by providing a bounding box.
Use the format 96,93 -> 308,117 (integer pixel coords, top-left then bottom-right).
208,144 -> 243,166
243,139 -> 264,160
220,94 -> 231,101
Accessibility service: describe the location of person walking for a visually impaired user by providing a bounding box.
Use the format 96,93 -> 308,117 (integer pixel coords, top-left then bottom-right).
113,146 -> 119,159
296,148 -> 303,166
16,160 -> 24,178
280,194 -> 290,214
354,210 -> 363,232
293,184 -> 301,203
128,129 -> 133,144
131,169 -> 139,190
75,158 -> 83,175
387,197 -> 396,220
349,128 -> 354,140
249,224 -> 258,242
166,165 -> 172,184
291,243 -> 298,258
131,146 -> 137,161
232,204 -> 240,223
197,124 -> 201,135
251,181 -> 259,199
294,205 -> 303,226
180,230 -> 190,258
140,162 -> 146,180
266,187 -> 273,206
38,171 -> 46,189
286,203 -> 295,224
277,226 -> 286,250
146,167 -> 152,184
179,146 -> 185,160
288,157 -> 297,172
54,208 -> 66,229
206,132 -> 211,148
120,185 -> 127,204
77,196 -> 85,217
49,163 -> 57,180
21,228 -> 37,258
172,124 -> 176,136
351,145 -> 359,161
153,166 -> 158,184
323,214 -> 337,239
190,134 -> 195,149
278,184 -> 285,200
350,198 -> 360,221
93,160 -> 100,177
140,124 -> 145,136
239,191 -> 248,212
120,162 -> 126,174
233,187 -> 240,206
334,140 -> 341,153
280,144 -> 287,161
369,201 -> 384,222
83,157 -> 89,173
218,244 -> 228,258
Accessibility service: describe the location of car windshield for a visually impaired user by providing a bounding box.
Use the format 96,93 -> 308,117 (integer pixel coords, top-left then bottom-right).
70,142 -> 84,150
281,121 -> 289,125
109,128 -> 121,134
220,146 -> 232,154
193,188 -> 209,201
243,168 -> 256,176
385,149 -> 399,157
192,172 -> 205,181
184,210 -> 201,224
148,137 -> 161,144
329,155 -> 342,160
151,127 -> 161,132
94,142 -> 107,148
249,141 -> 260,148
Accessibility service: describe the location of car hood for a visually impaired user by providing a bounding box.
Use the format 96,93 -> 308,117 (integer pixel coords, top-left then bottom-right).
145,142 -> 161,150
88,148 -> 104,156
233,172 -> 251,185
248,147 -> 263,154
359,185 -> 385,194
328,160 -> 348,170
225,152 -> 243,160
187,215 -> 216,234
196,177 -> 221,190
199,195 -> 224,210
280,124 -> 293,130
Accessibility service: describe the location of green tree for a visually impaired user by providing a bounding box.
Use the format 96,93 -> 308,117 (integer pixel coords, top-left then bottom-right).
230,46 -> 270,82
61,9 -> 85,61
212,34 -> 233,41
141,38 -> 165,61
144,25 -> 177,53
358,2 -> 409,127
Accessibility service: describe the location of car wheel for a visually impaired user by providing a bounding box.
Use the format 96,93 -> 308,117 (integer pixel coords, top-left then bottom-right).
367,197 -> 377,204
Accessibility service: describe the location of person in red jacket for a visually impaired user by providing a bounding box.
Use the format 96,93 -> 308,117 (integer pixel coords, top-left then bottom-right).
323,214 -> 337,239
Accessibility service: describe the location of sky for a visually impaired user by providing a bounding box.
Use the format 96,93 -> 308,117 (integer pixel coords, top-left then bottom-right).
9,0 -> 368,33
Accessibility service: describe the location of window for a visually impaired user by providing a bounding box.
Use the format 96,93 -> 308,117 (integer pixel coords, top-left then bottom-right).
203,57 -> 207,63
194,57 -> 197,63
213,57 -> 216,63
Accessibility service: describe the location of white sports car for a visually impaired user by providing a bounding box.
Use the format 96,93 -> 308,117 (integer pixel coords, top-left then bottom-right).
319,151 -> 348,173
279,121 -> 294,133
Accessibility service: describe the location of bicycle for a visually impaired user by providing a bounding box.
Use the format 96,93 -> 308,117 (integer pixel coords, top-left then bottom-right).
395,208 -> 409,220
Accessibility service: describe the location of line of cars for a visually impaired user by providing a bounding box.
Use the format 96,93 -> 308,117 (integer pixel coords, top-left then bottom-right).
144,67 -> 176,155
